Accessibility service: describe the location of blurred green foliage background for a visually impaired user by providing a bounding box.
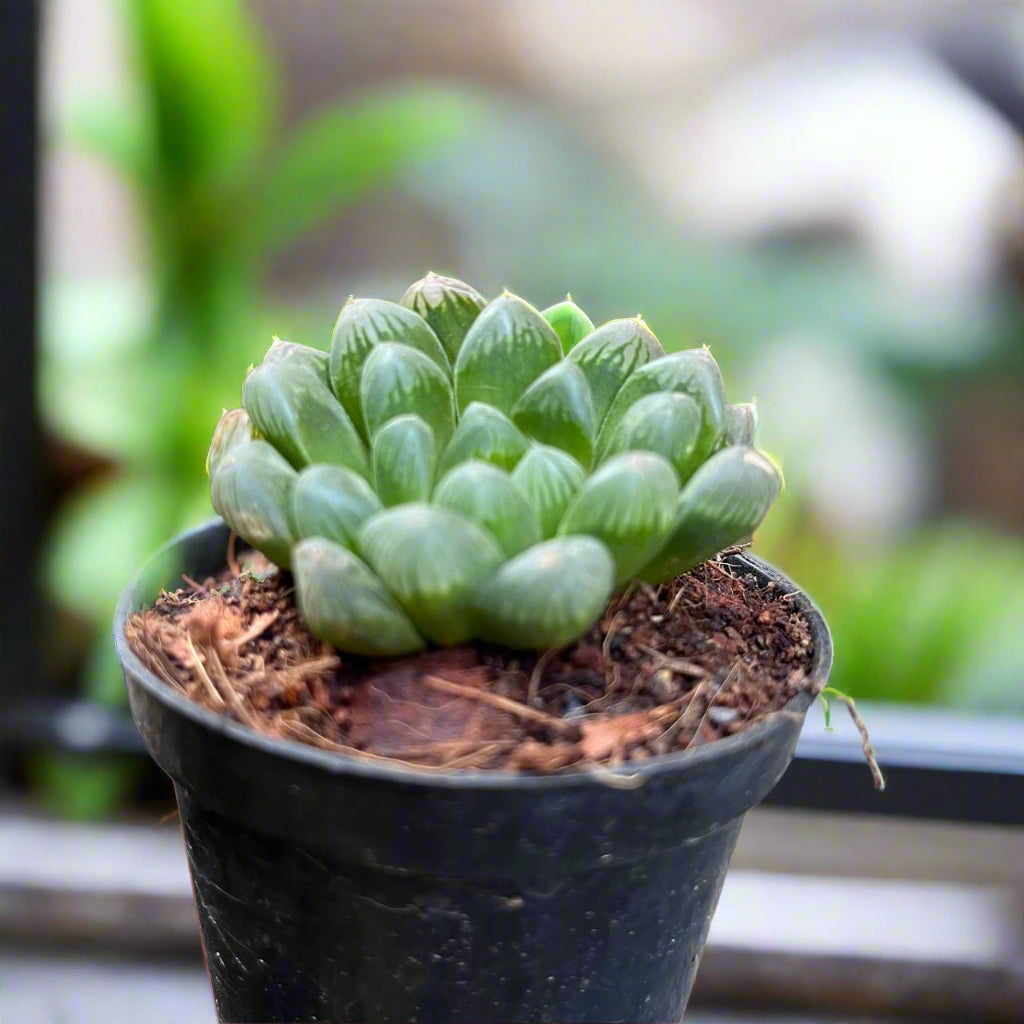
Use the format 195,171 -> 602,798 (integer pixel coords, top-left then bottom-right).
38,0 -> 1024,814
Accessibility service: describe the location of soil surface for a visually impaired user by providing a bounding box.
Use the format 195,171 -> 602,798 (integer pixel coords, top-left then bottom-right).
126,550 -> 816,773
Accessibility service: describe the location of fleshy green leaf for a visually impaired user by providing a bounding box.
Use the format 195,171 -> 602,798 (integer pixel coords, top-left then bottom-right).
566,316 -> 666,428
559,451 -> 679,584
400,272 -> 487,363
210,441 -> 298,567
542,297 -> 595,354
372,414 -> 437,506
206,408 -> 253,477
433,461 -> 542,558
262,336 -> 331,386
724,402 -> 758,447
358,504 -> 503,645
472,536 -> 615,649
512,360 -> 596,468
596,348 -> 726,463
292,463 -> 382,548
599,391 -> 703,482
196,271 -> 789,657
293,537 -> 425,657
454,292 -> 562,415
242,347 -> 369,476
511,445 -> 587,538
254,87 -> 479,254
641,445 -> 782,581
437,401 -> 531,475
329,297 -> 449,440
360,342 -> 456,450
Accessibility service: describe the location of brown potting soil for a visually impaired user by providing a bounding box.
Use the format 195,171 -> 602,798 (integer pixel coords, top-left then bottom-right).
125,549 -> 816,773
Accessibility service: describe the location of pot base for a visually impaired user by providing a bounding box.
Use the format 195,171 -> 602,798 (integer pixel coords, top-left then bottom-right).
180,782 -> 741,1024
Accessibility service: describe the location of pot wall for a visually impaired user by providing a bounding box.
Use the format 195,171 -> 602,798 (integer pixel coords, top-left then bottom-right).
179,783 -> 741,1023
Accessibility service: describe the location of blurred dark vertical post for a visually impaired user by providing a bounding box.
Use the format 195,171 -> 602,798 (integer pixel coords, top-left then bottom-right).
0,0 -> 40,705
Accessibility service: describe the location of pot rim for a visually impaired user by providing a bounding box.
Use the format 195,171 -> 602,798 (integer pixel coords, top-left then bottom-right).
114,518 -> 832,792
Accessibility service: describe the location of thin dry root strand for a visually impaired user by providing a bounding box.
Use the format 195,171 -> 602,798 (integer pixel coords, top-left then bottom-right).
231,610 -> 280,651
829,689 -> 886,791
273,655 -> 341,685
382,738 -> 518,762
675,660 -> 739,751
183,634 -> 226,708
181,574 -> 207,594
125,617 -> 182,690
634,643 -> 706,679
655,679 -> 707,751
277,719 -> 515,773
688,661 -> 740,739
421,674 -> 577,735
527,647 -> 560,706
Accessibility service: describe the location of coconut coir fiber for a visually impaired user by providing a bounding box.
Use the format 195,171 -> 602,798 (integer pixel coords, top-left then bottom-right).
126,552 -> 815,773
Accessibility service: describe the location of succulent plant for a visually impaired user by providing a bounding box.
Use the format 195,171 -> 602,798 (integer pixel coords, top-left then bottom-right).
208,273 -> 782,656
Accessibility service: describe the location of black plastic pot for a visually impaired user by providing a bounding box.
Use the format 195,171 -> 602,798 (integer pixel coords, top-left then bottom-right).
114,520 -> 832,1024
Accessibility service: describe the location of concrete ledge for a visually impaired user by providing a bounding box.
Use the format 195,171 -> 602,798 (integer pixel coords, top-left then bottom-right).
2,805 -> 1023,1018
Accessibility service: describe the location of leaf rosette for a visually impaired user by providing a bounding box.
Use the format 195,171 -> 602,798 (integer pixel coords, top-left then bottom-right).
209,273 -> 782,654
